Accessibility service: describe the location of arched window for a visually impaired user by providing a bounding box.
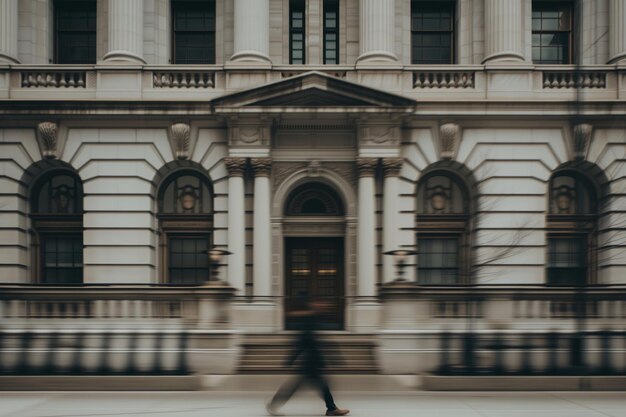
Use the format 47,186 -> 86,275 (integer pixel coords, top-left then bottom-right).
546,171 -> 598,285
285,183 -> 344,216
157,170 -> 213,284
30,170 -> 84,284
416,171 -> 470,285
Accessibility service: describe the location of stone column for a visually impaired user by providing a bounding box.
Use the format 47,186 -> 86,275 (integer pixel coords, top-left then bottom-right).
0,0 -> 19,63
230,0 -> 271,64
483,0 -> 525,63
609,0 -> 626,63
103,0 -> 146,64
356,0 -> 397,64
357,158 -> 378,297
225,158 -> 247,293
382,158 -> 403,283
251,158 -> 272,297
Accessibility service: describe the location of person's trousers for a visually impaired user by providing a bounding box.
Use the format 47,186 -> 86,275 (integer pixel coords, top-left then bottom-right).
269,373 -> 337,411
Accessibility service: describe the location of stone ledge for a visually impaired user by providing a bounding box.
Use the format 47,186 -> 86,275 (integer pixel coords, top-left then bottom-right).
422,375 -> 626,391
0,375 -> 202,391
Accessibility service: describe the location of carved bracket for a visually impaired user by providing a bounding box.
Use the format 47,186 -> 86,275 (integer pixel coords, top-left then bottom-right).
572,123 -> 593,160
438,123 -> 460,160
169,123 -> 191,160
36,122 -> 58,159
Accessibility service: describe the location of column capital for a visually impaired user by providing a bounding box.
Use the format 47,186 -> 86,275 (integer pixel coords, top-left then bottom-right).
356,158 -> 379,177
251,158 -> 272,177
224,157 -> 247,177
382,158 -> 403,177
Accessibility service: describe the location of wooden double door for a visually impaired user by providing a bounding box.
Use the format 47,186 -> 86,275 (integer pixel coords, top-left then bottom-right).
285,237 -> 344,330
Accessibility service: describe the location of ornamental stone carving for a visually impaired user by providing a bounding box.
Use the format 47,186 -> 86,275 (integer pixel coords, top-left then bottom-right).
36,122 -> 58,159
358,124 -> 401,145
229,124 -> 271,146
307,160 -> 322,177
382,158 -> 403,177
223,157 -> 247,177
251,158 -> 272,177
169,123 -> 191,160
572,123 -> 593,160
356,158 -> 379,177
439,123 -> 460,160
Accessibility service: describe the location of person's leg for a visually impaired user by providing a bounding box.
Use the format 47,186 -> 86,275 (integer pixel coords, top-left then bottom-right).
268,375 -> 304,410
310,374 -> 337,411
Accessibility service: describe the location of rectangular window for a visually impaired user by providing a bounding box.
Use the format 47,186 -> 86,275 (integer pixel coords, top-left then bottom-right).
54,0 -> 97,64
418,237 -> 459,285
411,1 -> 455,64
168,236 -> 210,284
290,0 -> 306,64
532,1 -> 573,64
547,237 -> 586,285
323,0 -> 339,64
172,0 -> 216,64
42,235 -> 83,284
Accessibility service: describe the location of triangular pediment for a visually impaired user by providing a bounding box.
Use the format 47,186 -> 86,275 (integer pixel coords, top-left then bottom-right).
211,71 -> 416,109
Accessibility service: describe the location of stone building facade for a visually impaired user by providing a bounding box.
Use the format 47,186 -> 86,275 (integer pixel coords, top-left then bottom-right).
1,0 -> 626,375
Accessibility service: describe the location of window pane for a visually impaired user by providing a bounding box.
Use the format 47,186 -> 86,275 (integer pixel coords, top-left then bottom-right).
42,236 -> 83,284
418,237 -> 459,285
173,0 -> 216,64
168,236 -> 211,284
55,1 -> 96,64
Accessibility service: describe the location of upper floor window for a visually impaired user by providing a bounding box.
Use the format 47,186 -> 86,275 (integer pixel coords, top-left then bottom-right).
172,0 -> 216,64
323,0 -> 339,64
54,0 -> 97,64
30,169 -> 84,284
290,0 -> 306,64
532,1 -> 573,64
411,1 -> 455,64
416,171 -> 470,285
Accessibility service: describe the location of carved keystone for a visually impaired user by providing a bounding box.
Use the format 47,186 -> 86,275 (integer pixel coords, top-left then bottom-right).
572,123 -> 593,160
169,123 -> 191,160
439,123 -> 460,160
36,122 -> 58,159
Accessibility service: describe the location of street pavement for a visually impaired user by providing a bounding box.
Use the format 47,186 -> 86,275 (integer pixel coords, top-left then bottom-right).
0,391 -> 625,417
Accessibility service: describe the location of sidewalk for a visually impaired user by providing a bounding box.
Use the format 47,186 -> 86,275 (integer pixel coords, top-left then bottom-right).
1,391 -> 625,417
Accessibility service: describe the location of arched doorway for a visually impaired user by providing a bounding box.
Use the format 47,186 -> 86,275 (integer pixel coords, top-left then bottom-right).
283,182 -> 346,330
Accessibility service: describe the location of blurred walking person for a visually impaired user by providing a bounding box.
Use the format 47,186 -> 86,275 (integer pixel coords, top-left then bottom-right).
266,300 -> 349,416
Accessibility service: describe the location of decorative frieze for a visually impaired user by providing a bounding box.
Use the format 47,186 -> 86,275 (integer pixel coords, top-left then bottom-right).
229,124 -> 271,146
356,158 -> 379,177
572,123 -> 593,160
438,123 -> 460,160
358,124 -> 401,145
223,157 -> 247,177
251,158 -> 272,177
382,158 -> 403,177
169,123 -> 191,160
36,122 -> 58,159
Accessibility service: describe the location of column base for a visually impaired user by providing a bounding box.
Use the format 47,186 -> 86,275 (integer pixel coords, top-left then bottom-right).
226,51 -> 272,68
482,52 -> 526,64
608,52 -> 626,64
0,53 -> 20,64
102,51 -> 147,65
355,51 -> 400,67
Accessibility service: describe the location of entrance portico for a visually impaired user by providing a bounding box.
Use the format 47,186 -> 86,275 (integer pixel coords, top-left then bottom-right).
211,72 -> 416,332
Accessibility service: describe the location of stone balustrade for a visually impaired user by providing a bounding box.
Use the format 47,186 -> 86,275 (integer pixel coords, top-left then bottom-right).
0,64 -> 624,102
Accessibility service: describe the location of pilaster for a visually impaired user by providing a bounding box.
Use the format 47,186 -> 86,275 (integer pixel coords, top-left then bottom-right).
356,0 -> 398,65
251,158 -> 272,297
356,158 -> 378,297
382,158 -> 403,283
103,0 -> 146,64
224,157 -> 247,293
483,0 -> 525,63
0,0 -> 19,64
609,0 -> 626,63
229,0 -> 271,65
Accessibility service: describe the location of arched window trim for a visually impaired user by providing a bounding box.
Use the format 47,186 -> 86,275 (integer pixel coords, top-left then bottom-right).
416,168 -> 473,286
28,168 -> 84,285
285,182 -> 345,217
156,168 -> 214,285
546,169 -> 600,286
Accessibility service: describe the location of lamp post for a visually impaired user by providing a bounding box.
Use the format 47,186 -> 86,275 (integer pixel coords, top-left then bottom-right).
382,249 -> 418,282
203,248 -> 232,285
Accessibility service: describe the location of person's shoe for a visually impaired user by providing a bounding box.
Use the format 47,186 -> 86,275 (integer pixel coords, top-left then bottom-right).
265,402 -> 283,416
326,408 -> 350,416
